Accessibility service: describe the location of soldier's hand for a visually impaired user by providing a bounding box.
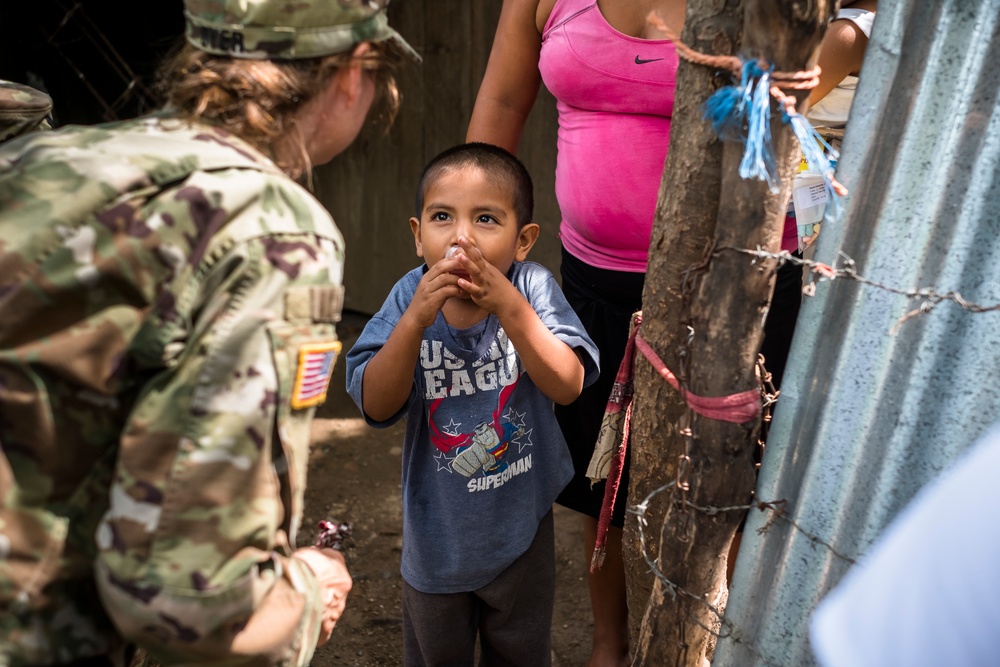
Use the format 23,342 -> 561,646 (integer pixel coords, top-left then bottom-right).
293,546 -> 353,646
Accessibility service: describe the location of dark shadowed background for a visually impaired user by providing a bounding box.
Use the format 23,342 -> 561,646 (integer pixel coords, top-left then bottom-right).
0,0 -> 564,313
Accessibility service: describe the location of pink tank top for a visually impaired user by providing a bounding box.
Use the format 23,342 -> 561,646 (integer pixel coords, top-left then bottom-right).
539,0 -> 678,272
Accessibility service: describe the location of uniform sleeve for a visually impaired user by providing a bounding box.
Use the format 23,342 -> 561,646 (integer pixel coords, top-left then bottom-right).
93,174 -> 345,667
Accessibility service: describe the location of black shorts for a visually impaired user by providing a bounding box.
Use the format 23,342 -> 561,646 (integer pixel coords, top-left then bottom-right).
554,249 -> 644,527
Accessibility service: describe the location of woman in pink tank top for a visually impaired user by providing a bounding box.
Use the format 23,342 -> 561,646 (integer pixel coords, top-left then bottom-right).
468,2 -> 685,665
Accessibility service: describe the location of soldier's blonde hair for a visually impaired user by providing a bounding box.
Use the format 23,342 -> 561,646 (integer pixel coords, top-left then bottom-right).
159,41 -> 403,180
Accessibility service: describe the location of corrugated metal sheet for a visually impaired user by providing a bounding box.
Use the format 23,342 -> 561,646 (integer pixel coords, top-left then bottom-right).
713,2 -> 1000,665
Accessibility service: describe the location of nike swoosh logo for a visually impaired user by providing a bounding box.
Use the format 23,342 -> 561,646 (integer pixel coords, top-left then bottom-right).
635,56 -> 664,64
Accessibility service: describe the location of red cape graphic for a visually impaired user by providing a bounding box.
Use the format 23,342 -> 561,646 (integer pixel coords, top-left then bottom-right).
428,380 -> 518,453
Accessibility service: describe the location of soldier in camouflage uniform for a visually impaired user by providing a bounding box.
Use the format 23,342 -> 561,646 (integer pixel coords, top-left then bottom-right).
0,1 -> 419,666
0,80 -> 52,144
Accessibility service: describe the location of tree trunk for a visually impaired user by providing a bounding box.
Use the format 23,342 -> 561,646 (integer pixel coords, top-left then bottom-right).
626,2 -> 833,665
622,0 -> 742,647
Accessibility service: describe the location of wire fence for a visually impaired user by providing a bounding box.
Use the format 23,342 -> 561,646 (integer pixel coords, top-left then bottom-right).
31,1 -> 162,123
629,243 -> 1000,665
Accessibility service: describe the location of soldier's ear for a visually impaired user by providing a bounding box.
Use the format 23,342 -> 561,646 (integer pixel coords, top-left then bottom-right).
333,42 -> 373,107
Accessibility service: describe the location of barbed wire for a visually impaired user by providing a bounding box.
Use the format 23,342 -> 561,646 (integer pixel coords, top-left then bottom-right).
630,477 -> 857,667
631,481 -> 778,667
628,236 -> 1000,662
624,240 -> 1000,664
719,245 -> 1000,333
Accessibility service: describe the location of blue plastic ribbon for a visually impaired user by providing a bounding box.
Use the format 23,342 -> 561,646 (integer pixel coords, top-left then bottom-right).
703,58 -> 844,206
703,61 -> 753,141
703,60 -> 780,191
739,63 -> 778,190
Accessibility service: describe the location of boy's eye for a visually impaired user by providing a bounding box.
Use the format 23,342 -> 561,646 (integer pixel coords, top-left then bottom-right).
477,215 -> 498,224
430,212 -> 450,221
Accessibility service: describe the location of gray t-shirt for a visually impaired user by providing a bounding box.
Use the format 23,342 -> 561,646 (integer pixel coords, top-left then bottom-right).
346,261 -> 599,593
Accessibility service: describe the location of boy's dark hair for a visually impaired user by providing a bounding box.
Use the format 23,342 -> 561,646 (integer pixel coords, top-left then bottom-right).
415,142 -> 534,228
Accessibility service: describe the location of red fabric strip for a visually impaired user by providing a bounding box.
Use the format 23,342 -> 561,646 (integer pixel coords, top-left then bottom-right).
591,314 -> 642,571
634,332 -> 761,423
591,319 -> 762,570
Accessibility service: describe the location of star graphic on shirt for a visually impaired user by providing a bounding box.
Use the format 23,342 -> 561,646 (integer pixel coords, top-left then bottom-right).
503,408 -> 527,430
442,418 -> 462,436
515,428 -> 534,453
434,449 -> 455,473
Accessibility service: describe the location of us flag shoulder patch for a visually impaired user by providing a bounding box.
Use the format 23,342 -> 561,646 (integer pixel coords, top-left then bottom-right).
291,340 -> 342,409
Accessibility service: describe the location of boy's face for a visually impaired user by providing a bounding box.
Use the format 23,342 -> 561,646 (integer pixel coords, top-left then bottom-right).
410,165 -> 539,281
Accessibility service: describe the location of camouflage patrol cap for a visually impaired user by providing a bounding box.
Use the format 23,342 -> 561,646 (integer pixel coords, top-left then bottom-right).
0,80 -> 53,144
184,0 -> 421,62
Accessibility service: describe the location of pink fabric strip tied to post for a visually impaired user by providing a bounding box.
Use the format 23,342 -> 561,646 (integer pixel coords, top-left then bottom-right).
587,312 -> 762,570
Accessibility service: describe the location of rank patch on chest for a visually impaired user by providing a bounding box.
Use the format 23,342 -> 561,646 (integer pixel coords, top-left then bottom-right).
291,341 -> 342,409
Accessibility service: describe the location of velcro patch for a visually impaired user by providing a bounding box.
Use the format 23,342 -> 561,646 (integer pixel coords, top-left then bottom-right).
284,285 -> 344,323
291,340 -> 342,409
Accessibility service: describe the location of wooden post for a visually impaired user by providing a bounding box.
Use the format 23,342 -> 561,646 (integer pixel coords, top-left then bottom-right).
626,1 -> 833,664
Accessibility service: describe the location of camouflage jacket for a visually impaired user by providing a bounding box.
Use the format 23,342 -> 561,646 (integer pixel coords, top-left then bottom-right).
0,115 -> 345,666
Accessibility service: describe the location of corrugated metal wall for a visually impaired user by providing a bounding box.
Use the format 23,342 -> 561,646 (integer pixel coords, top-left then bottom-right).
714,2 -> 1000,665
312,0 -> 562,315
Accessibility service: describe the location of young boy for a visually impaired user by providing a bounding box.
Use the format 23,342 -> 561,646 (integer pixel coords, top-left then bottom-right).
346,143 -> 599,665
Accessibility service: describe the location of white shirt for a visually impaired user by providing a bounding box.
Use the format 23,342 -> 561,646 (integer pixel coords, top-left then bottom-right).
810,421 -> 1000,667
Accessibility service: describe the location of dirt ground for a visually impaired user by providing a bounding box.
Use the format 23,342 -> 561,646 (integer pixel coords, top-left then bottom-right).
303,311 -> 594,667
